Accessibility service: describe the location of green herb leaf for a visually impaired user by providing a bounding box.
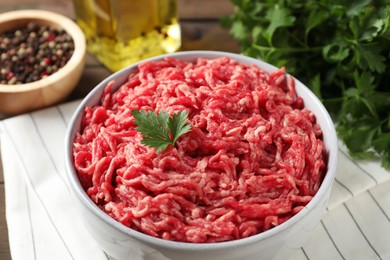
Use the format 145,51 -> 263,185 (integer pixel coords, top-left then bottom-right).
337,116 -> 380,152
372,133 -> 390,154
230,20 -> 248,42
168,111 -> 192,144
346,0 -> 372,17
132,109 -> 191,152
309,74 -> 322,100
264,5 -> 295,45
323,40 -> 350,63
305,8 -> 329,42
355,44 -> 386,73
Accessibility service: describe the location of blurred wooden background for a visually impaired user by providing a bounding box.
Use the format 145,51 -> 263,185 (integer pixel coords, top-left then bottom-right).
0,0 -> 239,259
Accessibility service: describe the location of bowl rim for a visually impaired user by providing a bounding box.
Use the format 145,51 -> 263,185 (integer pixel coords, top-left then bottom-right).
65,50 -> 338,251
0,9 -> 86,92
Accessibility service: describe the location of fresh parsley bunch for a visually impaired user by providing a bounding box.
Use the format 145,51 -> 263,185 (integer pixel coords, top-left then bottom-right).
222,0 -> 390,169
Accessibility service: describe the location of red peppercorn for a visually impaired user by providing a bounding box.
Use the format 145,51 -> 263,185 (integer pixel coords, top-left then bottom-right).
6,71 -> 14,80
46,32 -> 55,42
43,57 -> 50,65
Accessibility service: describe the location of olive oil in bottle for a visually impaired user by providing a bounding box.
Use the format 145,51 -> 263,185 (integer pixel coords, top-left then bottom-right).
73,0 -> 181,71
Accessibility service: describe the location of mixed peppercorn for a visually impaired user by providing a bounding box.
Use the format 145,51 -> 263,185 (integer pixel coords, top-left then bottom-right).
0,22 -> 74,85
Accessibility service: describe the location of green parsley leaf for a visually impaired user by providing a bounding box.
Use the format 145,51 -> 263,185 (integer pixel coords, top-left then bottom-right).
323,40 -> 350,63
305,8 -> 329,42
230,20 -> 248,42
264,5 -> 295,45
168,111 -> 192,144
132,110 -> 191,152
309,74 -> 322,100
337,116 -> 380,153
355,44 -> 386,73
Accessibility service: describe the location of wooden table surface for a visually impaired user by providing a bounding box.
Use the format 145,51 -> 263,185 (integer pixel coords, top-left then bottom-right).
0,1 -> 239,259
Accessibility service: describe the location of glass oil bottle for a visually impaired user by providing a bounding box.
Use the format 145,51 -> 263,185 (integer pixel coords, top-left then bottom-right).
73,0 -> 181,71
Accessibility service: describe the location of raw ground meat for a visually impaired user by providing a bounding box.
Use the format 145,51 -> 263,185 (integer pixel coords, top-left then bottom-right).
72,56 -> 327,243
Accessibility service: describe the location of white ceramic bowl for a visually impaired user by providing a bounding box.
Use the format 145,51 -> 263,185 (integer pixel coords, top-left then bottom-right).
65,51 -> 338,260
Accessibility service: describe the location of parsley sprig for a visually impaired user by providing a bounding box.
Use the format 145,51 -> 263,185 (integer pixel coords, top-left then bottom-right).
132,110 -> 191,152
222,0 -> 390,169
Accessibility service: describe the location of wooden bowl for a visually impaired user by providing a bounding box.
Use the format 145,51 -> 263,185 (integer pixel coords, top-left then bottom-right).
0,10 -> 86,116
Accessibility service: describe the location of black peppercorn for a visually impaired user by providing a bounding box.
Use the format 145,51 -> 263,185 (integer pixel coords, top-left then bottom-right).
0,22 -> 75,85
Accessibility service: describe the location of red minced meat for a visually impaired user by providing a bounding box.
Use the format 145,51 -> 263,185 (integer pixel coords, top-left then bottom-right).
72,56 -> 326,243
